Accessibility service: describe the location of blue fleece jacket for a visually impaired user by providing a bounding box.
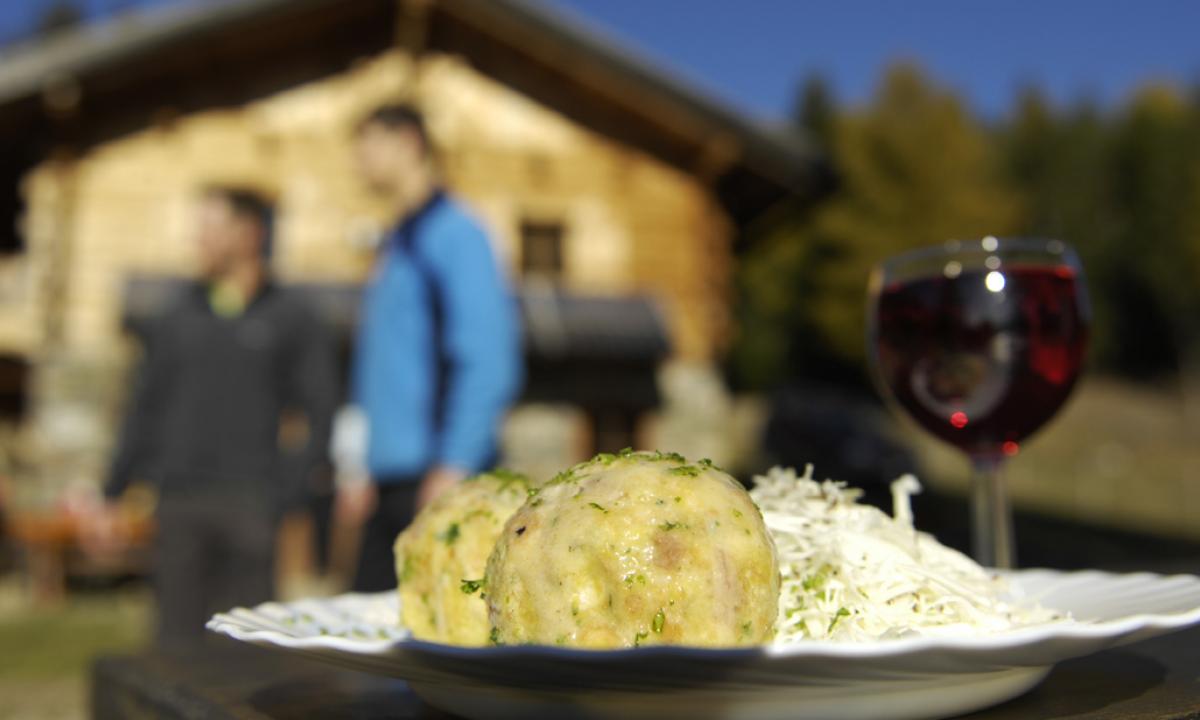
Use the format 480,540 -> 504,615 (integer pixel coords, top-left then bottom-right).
352,191 -> 522,481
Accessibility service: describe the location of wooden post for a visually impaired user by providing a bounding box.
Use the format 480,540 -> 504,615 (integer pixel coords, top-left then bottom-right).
396,0 -> 434,98
35,153 -> 78,350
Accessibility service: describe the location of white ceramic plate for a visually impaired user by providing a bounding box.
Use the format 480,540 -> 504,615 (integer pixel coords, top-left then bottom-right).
208,569 -> 1200,720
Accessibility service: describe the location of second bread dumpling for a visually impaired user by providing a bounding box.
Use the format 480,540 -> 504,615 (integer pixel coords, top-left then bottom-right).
393,470 -> 532,645
484,451 -> 780,648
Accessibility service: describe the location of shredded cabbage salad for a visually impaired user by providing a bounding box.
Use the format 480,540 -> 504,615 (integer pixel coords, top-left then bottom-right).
751,466 -> 1067,643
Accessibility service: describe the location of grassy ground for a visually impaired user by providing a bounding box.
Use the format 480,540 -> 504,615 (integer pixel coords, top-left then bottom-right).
899,376 -> 1200,541
0,578 -> 148,720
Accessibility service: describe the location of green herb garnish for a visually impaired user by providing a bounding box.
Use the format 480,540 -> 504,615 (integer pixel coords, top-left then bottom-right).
828,607 -> 850,633
483,468 -> 531,493
437,523 -> 461,544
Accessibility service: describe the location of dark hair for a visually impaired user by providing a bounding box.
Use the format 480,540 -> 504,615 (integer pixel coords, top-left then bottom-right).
356,102 -> 430,156
203,185 -> 275,257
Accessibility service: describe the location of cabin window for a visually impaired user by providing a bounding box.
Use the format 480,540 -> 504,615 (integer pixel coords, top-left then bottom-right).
520,220 -> 565,281
0,355 -> 29,422
0,169 -> 25,255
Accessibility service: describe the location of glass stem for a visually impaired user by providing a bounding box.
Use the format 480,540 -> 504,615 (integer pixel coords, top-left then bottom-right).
970,457 -> 1016,569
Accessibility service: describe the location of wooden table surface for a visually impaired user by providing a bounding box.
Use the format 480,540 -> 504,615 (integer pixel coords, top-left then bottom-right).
92,625 -> 1200,720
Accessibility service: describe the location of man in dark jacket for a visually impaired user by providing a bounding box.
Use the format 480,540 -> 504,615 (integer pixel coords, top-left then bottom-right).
100,186 -> 338,647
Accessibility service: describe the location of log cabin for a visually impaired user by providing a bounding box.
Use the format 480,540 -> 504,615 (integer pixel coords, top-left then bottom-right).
0,0 -> 822,495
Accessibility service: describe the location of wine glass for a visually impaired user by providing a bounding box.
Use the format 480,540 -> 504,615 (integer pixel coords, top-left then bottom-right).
867,237 -> 1090,568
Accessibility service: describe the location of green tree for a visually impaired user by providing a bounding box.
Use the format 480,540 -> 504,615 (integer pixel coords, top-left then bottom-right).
1108,86 -> 1200,378
36,1 -> 83,37
734,64 -> 1200,393
1001,89 -> 1125,369
793,73 -> 836,148
732,63 -> 1023,389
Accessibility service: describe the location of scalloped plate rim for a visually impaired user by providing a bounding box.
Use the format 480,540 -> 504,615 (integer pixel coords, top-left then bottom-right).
207,568 -> 1200,661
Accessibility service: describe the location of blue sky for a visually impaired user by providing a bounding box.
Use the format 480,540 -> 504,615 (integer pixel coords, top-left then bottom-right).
3,0 -> 1198,121
549,0 -> 1200,120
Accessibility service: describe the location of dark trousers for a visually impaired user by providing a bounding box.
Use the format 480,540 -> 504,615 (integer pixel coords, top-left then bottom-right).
154,499 -> 277,648
352,481 -> 419,592
309,491 -> 335,574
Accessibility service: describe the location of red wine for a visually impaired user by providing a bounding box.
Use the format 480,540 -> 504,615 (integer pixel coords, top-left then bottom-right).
873,265 -> 1088,459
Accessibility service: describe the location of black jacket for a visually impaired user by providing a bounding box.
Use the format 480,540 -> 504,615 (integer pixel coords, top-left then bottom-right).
105,280 -> 338,511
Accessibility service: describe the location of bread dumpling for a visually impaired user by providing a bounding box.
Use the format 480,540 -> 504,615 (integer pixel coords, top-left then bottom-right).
393,470 -> 532,645
484,451 -> 779,648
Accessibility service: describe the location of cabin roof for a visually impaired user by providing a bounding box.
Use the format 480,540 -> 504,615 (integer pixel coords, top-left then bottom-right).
0,0 -> 826,226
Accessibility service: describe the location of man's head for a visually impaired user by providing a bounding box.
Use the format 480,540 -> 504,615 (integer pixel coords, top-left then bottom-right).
353,103 -> 434,198
195,186 -> 274,279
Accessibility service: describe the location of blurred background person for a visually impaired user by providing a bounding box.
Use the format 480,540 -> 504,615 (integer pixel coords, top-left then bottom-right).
337,104 -> 522,593
94,186 -> 338,648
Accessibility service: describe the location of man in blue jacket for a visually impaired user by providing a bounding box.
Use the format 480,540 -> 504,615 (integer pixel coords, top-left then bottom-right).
342,103 -> 522,592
